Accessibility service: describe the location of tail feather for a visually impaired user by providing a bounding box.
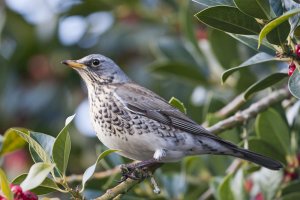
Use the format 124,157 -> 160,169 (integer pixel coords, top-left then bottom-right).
231,148 -> 283,170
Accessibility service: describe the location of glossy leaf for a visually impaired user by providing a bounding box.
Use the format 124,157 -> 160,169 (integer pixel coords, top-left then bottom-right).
180,0 -> 203,57
52,115 -> 74,176
13,129 -> 51,163
282,180 -> 300,196
282,0 -> 300,30
222,52 -> 277,83
248,138 -> 286,164
0,168 -> 13,200
288,69 -> 300,99
0,128 -> 28,156
151,62 -> 207,84
192,0 -> 234,6
266,21 -> 290,45
81,149 -> 118,192
13,174 -> 62,195
258,8 -> 300,48
269,0 -> 283,16
281,193 -> 300,200
29,132 -> 55,163
20,162 -> 55,192
169,97 -> 187,114
218,174 -> 234,200
255,108 -> 291,155
231,169 -> 246,200
210,29 -> 240,69
195,6 -> 261,35
228,34 -> 275,54
294,25 -> 300,39
243,73 -> 287,100
234,0 -> 273,19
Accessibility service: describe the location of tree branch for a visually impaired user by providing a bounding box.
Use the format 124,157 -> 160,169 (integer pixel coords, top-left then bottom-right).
207,88 -> 290,135
95,178 -> 142,200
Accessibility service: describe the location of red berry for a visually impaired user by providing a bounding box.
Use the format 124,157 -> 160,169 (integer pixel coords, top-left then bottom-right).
255,193 -> 264,200
10,185 -> 22,194
23,191 -> 38,200
10,185 -> 24,199
244,179 -> 253,193
288,63 -> 296,76
295,44 -> 300,57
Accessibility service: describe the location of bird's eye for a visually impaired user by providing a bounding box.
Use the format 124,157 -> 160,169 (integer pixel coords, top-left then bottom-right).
92,59 -> 100,66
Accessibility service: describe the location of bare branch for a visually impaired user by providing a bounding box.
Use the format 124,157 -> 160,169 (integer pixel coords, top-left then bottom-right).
207,88 -> 290,135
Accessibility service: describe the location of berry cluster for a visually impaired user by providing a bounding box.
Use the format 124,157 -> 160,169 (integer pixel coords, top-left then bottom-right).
288,45 -> 300,76
0,185 -> 38,200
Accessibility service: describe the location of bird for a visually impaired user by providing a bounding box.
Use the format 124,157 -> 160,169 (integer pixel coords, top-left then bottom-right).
62,54 -> 283,175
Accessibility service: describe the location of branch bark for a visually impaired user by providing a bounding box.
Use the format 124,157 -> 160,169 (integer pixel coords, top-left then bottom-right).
207,88 -> 290,135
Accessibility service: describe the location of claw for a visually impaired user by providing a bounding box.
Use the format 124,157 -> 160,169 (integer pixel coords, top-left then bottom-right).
119,163 -> 151,181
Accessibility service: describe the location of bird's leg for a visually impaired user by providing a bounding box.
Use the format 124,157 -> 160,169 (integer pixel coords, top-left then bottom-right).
119,159 -> 162,182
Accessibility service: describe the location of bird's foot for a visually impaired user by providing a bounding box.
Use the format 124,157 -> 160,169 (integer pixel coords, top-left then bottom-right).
119,164 -> 149,182
119,159 -> 161,182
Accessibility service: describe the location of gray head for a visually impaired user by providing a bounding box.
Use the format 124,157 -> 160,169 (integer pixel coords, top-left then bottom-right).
62,54 -> 131,85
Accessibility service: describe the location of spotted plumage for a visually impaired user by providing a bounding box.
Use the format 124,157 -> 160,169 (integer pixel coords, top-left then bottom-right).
62,54 -> 283,170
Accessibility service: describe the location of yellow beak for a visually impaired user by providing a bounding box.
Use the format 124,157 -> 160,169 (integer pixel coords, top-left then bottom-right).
62,60 -> 85,69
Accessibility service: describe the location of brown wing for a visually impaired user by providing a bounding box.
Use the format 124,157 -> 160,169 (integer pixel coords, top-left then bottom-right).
113,83 -> 218,138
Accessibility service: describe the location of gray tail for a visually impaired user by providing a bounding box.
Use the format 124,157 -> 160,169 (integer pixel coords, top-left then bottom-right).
231,148 -> 283,170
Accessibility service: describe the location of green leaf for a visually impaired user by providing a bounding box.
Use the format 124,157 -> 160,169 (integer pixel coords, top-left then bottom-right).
0,128 -> 28,156
52,115 -> 74,176
0,168 -> 13,200
269,0 -> 283,16
209,29 -> 240,69
218,174 -> 234,200
20,162 -> 55,192
255,108 -> 291,155
227,34 -> 275,54
248,138 -> 286,164
288,69 -> 300,99
196,6 -> 261,35
29,132 -> 55,163
155,37 -> 207,74
266,21 -> 290,45
151,62 -> 207,84
169,97 -> 187,114
258,8 -> 300,48
221,52 -> 277,83
231,169 -> 246,200
294,25 -> 300,39
243,72 -> 287,100
282,180 -> 300,196
81,149 -> 118,192
234,0 -> 274,19
281,193 -> 300,200
179,0 -> 203,57
13,174 -> 62,195
13,129 -> 51,163
192,0 -> 234,6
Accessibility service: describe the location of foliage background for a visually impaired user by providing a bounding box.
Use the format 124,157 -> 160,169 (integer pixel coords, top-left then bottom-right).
0,0 -> 300,199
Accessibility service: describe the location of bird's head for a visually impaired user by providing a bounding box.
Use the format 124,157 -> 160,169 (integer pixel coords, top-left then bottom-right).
62,54 -> 131,86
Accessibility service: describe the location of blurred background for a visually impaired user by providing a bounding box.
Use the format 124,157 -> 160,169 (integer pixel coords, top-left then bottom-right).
0,0 -> 292,199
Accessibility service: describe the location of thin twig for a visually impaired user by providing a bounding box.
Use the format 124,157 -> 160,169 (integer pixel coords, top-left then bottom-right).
214,93 -> 246,118
64,165 -> 121,183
